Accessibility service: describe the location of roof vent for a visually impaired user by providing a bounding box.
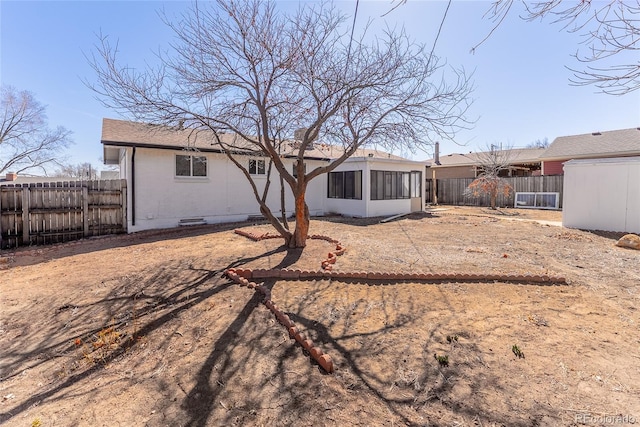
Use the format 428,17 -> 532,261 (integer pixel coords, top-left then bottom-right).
368,153 -> 374,157
592,132 -> 602,136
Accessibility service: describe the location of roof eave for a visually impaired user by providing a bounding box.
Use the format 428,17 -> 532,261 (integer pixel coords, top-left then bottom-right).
101,140 -> 332,161
540,150 -> 640,161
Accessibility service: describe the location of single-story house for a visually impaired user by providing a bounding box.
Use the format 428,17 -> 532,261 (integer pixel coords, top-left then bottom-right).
101,118 -> 426,233
425,147 -> 545,180
541,127 -> 640,175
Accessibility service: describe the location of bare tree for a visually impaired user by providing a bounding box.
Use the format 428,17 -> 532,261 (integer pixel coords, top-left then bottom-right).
55,162 -> 100,180
0,86 -> 72,175
475,1 -> 640,95
464,145 -> 514,210
526,137 -> 549,149
88,0 -> 472,247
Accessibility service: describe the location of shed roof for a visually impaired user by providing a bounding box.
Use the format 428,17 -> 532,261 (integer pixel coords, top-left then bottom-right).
542,127 -> 640,160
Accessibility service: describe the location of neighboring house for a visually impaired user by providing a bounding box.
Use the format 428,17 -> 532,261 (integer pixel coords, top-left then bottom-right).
0,173 -> 82,186
541,127 -> 640,175
101,118 -> 425,233
100,170 -> 120,180
425,148 -> 545,180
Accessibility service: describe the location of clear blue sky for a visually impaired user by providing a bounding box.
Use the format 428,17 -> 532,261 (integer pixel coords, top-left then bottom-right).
1,0 -> 638,170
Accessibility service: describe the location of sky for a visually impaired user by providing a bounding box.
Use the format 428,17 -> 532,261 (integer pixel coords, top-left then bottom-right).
1,0 -> 639,172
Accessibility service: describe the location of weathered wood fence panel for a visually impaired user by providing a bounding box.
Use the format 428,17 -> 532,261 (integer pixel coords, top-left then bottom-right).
0,179 -> 127,249
427,176 -> 564,209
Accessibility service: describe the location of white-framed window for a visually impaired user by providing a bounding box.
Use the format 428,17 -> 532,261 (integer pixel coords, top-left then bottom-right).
176,154 -> 207,177
293,161 -> 306,178
249,158 -> 266,175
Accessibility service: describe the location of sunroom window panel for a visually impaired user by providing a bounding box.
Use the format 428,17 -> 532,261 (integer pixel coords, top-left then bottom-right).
345,171 -> 355,199
354,171 -> 362,200
402,173 -> 410,198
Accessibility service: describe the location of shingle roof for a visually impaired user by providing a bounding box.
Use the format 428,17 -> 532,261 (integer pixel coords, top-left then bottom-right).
101,118 -> 406,161
426,148 -> 545,167
542,127 -> 640,160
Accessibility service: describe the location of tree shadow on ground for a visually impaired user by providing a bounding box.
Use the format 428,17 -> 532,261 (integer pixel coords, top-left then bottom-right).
0,233 -> 561,426
0,242 -> 301,425
177,246 -> 303,426
274,280 -> 555,426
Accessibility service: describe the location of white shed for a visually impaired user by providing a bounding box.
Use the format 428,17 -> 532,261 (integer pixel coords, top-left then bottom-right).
563,157 -> 640,233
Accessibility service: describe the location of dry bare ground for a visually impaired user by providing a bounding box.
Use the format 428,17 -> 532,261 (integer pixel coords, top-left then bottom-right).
0,206 -> 639,426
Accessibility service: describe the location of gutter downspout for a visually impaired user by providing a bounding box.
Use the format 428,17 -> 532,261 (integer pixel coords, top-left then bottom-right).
131,146 -> 136,226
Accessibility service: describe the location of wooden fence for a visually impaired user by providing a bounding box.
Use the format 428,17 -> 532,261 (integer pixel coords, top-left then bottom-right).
427,175 -> 564,208
0,179 -> 127,249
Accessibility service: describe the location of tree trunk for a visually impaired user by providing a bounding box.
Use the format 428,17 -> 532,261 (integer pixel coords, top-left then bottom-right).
289,186 -> 310,248
280,174 -> 289,230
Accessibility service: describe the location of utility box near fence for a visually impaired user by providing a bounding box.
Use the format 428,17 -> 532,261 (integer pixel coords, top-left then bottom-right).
563,157 -> 640,233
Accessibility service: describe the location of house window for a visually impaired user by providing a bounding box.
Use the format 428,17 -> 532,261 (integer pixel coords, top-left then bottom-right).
370,170 -> 410,200
249,159 -> 266,175
176,154 -> 207,177
328,170 -> 362,199
410,171 -> 422,198
293,161 -> 306,178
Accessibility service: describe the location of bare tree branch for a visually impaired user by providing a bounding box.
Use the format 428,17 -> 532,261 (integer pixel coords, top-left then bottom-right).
87,0 -> 473,247
464,144 -> 515,209
0,86 -> 72,175
476,0 -> 640,94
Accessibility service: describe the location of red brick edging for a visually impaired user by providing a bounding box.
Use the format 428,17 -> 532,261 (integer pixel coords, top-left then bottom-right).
225,267 -> 335,373
234,268 -> 566,284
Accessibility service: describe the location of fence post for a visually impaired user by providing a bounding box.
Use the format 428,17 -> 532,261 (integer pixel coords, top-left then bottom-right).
121,180 -> 128,233
83,186 -> 89,237
432,170 -> 438,205
22,187 -> 30,245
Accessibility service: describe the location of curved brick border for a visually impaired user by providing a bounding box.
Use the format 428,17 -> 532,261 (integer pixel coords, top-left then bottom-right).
225,268 -> 334,373
234,230 -> 346,271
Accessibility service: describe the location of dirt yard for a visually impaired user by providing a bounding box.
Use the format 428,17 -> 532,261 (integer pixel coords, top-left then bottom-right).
1,206 -> 638,426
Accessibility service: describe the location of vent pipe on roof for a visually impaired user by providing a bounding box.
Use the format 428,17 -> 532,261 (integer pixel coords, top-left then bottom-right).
434,142 -> 441,165
294,128 -> 306,141
592,132 -> 602,136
